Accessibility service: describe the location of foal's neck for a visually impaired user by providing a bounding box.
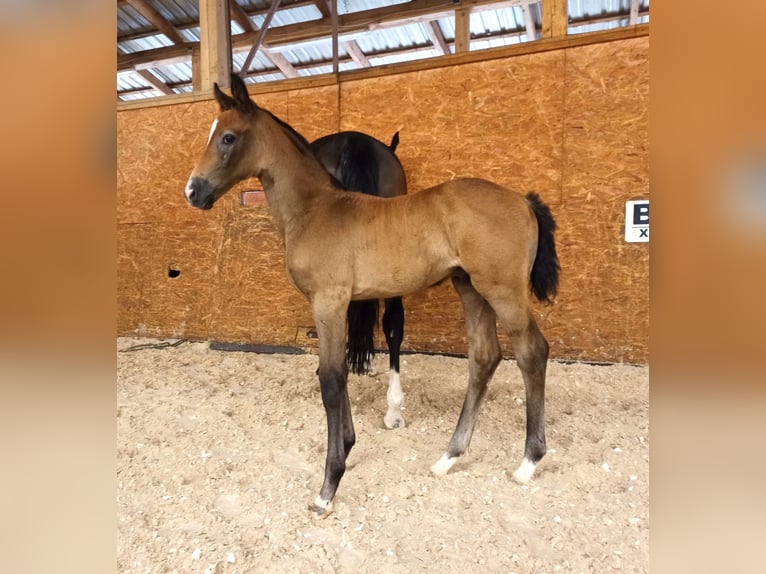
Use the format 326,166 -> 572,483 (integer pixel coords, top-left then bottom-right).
253,111 -> 337,240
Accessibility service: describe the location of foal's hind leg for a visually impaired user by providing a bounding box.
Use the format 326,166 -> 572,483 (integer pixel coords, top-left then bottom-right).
493,303 -> 549,483
382,297 -> 405,429
431,274 -> 501,476
308,293 -> 355,517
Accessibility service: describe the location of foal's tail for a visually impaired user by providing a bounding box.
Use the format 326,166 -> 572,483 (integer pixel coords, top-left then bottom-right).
346,300 -> 379,375
526,193 -> 560,304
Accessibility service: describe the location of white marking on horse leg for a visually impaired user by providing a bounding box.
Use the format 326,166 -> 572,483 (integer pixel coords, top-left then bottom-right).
383,370 -> 405,429
311,496 -> 333,517
430,453 -> 457,477
512,457 -> 537,484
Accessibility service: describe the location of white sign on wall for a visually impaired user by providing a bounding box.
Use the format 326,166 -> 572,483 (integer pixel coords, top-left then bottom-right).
625,200 -> 649,242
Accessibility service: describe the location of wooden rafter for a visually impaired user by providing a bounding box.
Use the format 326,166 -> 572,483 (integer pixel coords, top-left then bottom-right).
124,0 -> 185,44
118,0 -> 539,72
343,40 -> 371,68
118,1 -> 644,74
229,0 -> 256,33
312,0 -> 330,18
135,69 -> 174,95
521,3 -> 537,41
425,20 -> 449,56
263,50 -> 299,78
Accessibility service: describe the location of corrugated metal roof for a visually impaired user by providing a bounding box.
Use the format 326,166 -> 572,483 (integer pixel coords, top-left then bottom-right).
117,0 -> 649,101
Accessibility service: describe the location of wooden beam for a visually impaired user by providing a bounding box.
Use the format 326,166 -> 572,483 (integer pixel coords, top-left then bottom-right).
312,0 -> 330,19
135,69 -> 175,96
118,0 -> 536,70
191,45 -> 202,92
521,3 -> 537,41
263,50 -> 299,78
330,0 -> 339,74
125,0 -> 185,44
117,0 -> 647,74
425,20 -> 449,55
454,8 -> 470,54
569,8 -> 649,28
118,23 -> 649,107
240,0 -> 281,76
343,40 -> 370,68
629,0 -> 640,25
229,0 -> 255,33
542,0 -> 568,39
199,0 -> 232,90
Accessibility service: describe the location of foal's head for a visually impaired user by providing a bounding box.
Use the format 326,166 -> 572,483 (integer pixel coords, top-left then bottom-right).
185,75 -> 261,210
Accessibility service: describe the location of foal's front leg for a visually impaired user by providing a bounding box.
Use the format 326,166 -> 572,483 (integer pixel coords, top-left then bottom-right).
308,293 -> 355,518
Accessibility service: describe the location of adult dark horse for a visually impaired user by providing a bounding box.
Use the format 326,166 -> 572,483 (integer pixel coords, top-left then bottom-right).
310,132 -> 408,429
185,75 -> 560,517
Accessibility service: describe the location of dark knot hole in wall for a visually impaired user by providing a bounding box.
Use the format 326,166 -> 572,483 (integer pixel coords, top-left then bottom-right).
168,267 -> 181,279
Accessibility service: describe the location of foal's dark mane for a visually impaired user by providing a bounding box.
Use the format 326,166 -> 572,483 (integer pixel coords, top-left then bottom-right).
262,109 -> 311,154
261,108 -> 344,189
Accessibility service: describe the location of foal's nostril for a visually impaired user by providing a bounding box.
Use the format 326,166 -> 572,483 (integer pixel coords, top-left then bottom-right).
185,180 -> 197,202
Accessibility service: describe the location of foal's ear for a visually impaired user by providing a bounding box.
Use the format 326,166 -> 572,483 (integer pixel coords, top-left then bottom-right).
213,82 -> 236,112
229,74 -> 257,115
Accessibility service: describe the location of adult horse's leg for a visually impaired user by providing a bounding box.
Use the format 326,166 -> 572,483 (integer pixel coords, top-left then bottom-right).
431,273 -> 501,476
308,292 -> 355,518
382,297 -> 405,429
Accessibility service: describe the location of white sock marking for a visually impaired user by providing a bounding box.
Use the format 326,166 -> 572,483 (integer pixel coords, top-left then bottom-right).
312,496 -> 333,515
430,453 -> 456,476
383,370 -> 405,426
512,457 -> 536,483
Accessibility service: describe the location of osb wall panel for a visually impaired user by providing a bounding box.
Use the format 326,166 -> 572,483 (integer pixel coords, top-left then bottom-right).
552,38 -> 649,362
340,50 -> 565,196
117,37 -> 648,363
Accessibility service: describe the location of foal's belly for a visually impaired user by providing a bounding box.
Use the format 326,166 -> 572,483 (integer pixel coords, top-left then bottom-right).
350,252 -> 458,299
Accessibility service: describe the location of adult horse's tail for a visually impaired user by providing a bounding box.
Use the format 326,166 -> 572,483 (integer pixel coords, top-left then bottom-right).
389,132 -> 400,152
347,300 -> 379,374
526,193 -> 560,304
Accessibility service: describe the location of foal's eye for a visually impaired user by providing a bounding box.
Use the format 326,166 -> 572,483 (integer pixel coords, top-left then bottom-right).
222,134 -> 236,145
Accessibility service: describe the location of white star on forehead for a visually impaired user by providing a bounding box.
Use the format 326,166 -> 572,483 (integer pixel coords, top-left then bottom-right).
207,119 -> 218,145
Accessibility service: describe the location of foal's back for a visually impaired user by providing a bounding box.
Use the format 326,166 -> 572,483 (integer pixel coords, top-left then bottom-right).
292,178 -> 537,299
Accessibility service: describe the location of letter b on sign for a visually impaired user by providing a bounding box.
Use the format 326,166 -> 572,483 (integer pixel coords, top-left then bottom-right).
625,200 -> 649,242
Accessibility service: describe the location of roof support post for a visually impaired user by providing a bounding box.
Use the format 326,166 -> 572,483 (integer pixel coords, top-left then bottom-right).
542,0 -> 568,39
198,0 -> 232,91
454,7 -> 470,53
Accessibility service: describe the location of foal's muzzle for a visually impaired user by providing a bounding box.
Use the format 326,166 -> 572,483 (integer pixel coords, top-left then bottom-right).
185,177 -> 216,210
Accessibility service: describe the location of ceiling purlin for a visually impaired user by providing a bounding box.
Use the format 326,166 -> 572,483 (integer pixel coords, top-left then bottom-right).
425,20 -> 449,56
124,0 -> 185,44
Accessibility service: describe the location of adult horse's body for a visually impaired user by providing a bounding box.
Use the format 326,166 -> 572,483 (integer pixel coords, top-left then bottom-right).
185,75 -> 560,517
310,131 -> 408,429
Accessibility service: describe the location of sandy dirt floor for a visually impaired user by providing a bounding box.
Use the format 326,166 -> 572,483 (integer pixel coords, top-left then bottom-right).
117,337 -> 648,573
